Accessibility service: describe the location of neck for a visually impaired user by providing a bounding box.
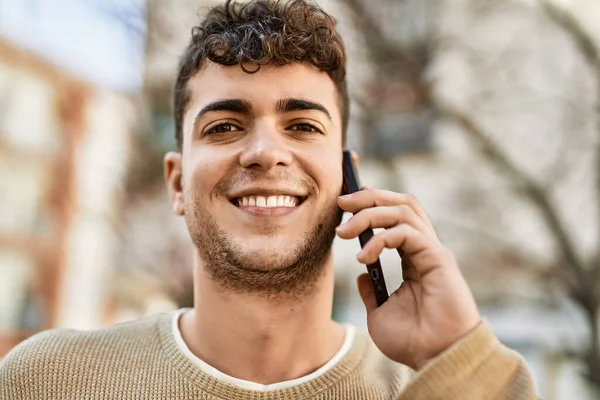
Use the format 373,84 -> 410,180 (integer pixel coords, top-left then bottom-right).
179,252 -> 345,385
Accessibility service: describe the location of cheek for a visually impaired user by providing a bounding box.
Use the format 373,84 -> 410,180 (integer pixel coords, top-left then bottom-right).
327,168 -> 344,198
305,149 -> 343,198
183,151 -> 228,202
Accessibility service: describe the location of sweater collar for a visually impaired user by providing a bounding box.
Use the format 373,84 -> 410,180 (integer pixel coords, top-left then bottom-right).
157,309 -> 369,399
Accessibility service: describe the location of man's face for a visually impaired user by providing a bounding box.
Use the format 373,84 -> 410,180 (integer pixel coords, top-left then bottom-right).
165,62 -> 344,295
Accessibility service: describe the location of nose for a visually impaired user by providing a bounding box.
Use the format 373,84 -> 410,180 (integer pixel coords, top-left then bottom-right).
239,123 -> 293,170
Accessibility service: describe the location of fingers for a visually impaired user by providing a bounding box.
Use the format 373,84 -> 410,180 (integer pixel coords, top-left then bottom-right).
401,254 -> 420,282
336,204 -> 436,241
350,150 -> 360,167
337,188 -> 436,234
356,273 -> 377,313
336,188 -> 451,279
357,224 -> 451,277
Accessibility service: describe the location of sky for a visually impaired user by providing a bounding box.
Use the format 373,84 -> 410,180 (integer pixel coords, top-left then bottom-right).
0,0 -> 146,92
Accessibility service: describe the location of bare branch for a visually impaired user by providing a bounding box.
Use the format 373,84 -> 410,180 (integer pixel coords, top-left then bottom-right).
346,0 -> 600,386
339,0 -> 428,88
344,0 -> 593,285
538,0 -> 600,275
437,102 -> 589,286
539,0 -> 600,70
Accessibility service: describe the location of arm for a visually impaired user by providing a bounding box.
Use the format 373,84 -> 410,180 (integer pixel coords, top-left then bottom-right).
337,187 -> 537,399
400,321 -> 536,399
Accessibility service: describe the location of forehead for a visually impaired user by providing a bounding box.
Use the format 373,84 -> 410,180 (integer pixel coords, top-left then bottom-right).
185,62 -> 342,122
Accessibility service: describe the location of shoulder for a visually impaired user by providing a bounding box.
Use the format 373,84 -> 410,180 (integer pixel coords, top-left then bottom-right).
0,312 -> 173,399
2,312 -> 170,363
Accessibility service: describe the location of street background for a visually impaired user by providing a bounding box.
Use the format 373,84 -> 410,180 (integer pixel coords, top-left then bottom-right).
1,0 -> 599,398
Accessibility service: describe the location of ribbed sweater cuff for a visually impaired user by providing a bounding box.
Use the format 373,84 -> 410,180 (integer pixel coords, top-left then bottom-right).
398,320 -> 519,399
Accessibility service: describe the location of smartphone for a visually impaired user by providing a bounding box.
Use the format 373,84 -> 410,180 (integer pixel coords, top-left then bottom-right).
342,150 -> 389,307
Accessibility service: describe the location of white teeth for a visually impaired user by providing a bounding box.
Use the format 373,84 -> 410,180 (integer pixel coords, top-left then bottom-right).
277,195 -> 285,207
266,196 -> 277,207
237,195 -> 299,208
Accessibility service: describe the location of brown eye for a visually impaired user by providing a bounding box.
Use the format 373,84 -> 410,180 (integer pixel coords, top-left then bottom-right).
205,123 -> 241,135
290,123 -> 322,134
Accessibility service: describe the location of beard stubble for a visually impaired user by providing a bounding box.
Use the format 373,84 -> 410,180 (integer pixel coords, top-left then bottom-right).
185,195 -> 344,299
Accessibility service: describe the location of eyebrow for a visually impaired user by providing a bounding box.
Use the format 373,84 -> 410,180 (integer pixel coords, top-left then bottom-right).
193,97 -> 332,127
193,99 -> 253,126
275,98 -> 332,121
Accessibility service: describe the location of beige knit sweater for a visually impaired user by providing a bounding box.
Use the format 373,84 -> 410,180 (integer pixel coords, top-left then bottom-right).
0,311 -> 536,399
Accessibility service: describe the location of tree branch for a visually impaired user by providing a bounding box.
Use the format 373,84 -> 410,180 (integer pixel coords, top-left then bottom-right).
339,0 -> 426,84
345,0 -> 600,387
539,0 -> 600,274
539,1 -> 599,70
344,0 -> 596,297
437,102 -> 589,288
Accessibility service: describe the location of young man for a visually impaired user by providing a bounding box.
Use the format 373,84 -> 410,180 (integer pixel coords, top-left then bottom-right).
1,0 -> 537,398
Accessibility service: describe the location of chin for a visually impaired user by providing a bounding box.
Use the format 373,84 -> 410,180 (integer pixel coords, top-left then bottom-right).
239,240 -> 301,266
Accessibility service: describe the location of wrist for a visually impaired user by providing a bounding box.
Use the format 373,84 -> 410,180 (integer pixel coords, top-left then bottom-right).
413,320 -> 482,371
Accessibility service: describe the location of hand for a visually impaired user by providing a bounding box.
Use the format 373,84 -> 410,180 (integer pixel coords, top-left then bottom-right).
336,187 -> 481,371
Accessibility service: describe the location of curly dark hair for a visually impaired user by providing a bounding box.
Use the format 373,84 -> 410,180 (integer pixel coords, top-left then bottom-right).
172,0 -> 349,150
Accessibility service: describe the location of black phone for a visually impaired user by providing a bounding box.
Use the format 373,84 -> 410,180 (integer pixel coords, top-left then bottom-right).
342,150 -> 389,307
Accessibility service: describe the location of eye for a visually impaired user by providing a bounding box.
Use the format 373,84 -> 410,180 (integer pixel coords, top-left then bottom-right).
289,123 -> 323,134
205,122 -> 242,136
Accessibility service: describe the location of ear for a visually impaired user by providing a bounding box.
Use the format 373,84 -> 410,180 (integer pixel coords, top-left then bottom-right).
164,152 -> 185,216
350,150 -> 360,167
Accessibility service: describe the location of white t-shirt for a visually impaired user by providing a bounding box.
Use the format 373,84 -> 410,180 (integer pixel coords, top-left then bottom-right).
171,308 -> 356,391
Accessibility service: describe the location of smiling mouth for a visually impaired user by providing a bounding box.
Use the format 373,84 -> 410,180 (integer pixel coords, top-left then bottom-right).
231,195 -> 306,208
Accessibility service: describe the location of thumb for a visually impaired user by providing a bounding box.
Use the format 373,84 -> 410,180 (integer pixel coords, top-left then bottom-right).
356,273 -> 377,313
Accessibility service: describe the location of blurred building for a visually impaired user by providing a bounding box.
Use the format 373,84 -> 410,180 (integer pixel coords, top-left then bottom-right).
0,37 -> 136,358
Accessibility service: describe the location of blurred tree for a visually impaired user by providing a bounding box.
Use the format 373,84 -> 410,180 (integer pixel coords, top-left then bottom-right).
538,0 -> 600,387
340,0 -> 600,389
113,0 -> 202,312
